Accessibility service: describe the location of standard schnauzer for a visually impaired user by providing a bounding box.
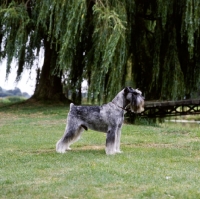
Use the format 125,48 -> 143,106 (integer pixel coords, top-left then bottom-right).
56,87 -> 144,155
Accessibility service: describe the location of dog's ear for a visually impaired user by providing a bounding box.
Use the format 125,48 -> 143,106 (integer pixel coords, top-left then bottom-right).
124,87 -> 132,95
124,87 -> 130,96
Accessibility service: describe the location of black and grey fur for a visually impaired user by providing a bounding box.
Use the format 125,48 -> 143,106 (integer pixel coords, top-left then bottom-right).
56,87 -> 144,155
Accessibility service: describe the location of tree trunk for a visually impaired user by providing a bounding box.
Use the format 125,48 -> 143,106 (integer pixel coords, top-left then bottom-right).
31,40 -> 67,102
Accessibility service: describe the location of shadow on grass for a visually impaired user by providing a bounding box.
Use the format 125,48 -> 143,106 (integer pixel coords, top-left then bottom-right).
16,146 -> 106,156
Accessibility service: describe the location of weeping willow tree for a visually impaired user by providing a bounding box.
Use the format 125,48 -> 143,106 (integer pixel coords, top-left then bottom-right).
0,0 -> 200,103
0,0 -> 65,101
0,0 -> 87,102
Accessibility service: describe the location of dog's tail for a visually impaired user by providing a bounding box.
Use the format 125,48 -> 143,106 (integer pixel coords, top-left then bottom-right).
70,103 -> 74,110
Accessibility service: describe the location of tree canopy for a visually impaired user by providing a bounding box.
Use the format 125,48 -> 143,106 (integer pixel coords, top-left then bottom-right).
0,0 -> 200,102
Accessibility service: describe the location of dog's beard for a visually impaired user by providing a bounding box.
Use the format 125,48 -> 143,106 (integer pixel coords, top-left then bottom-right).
130,95 -> 144,113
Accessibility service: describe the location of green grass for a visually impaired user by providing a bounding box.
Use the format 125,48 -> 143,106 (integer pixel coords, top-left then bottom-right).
0,102 -> 200,199
0,96 -> 26,105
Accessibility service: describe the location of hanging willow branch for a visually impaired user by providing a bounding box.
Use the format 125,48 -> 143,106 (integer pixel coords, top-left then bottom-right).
87,0 -> 127,101
0,1 -> 30,78
161,28 -> 185,100
149,0 -> 200,99
58,0 -> 86,72
181,0 -> 200,57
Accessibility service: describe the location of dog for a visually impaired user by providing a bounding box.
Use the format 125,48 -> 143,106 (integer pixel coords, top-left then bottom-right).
56,87 -> 144,155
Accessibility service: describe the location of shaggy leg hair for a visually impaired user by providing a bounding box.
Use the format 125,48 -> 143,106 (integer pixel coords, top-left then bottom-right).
115,127 -> 122,153
56,127 -> 84,153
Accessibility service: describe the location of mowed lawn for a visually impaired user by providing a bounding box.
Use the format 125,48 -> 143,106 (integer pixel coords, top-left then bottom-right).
0,102 -> 200,199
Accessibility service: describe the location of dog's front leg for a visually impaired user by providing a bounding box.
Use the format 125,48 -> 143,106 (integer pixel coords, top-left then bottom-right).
115,127 -> 123,153
105,128 -> 117,155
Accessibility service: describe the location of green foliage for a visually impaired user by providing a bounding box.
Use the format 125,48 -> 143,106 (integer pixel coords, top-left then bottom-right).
88,0 -> 127,100
143,0 -> 200,99
1,0 -> 200,101
160,28 -> 185,100
58,0 -> 86,72
181,0 -> 200,57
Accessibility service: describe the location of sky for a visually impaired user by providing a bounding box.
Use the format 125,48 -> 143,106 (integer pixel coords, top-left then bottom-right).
0,60 -> 39,96
0,47 -> 45,96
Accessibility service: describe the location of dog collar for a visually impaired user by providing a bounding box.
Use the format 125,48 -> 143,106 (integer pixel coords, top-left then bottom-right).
111,102 -> 128,111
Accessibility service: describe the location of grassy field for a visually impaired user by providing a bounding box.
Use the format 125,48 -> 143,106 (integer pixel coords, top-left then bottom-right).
0,101 -> 200,199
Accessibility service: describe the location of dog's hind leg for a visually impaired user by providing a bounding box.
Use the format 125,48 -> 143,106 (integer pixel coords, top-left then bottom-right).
56,125 -> 84,153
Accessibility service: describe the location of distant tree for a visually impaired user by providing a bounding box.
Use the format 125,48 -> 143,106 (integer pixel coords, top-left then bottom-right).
0,92 -> 7,97
7,89 -> 15,95
12,87 -> 21,95
0,0 -> 200,102
22,92 -> 30,98
0,90 -> 13,97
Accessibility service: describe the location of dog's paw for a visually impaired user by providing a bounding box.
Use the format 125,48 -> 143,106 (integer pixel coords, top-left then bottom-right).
115,150 -> 123,154
105,149 -> 116,155
56,149 -> 66,153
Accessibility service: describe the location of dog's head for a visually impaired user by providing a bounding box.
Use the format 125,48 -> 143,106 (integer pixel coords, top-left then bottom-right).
124,87 -> 144,113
